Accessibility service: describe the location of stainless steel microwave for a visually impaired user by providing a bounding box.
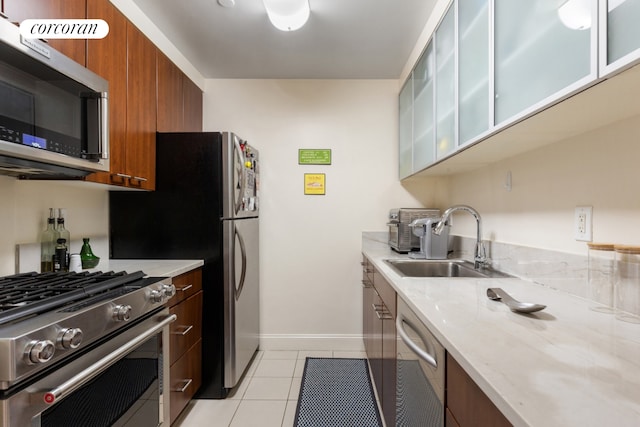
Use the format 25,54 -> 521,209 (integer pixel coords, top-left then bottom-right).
0,18 -> 109,178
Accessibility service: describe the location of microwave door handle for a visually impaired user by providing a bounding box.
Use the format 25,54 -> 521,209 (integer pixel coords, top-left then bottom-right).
235,226 -> 247,301
396,314 -> 438,369
100,92 -> 109,159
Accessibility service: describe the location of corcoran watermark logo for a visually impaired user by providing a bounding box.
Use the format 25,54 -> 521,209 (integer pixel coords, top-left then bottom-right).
20,19 -> 109,39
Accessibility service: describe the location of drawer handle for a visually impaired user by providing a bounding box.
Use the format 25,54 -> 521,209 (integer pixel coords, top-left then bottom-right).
375,310 -> 393,320
172,325 -> 194,336
361,280 -> 373,288
173,379 -> 193,393
177,284 -> 193,292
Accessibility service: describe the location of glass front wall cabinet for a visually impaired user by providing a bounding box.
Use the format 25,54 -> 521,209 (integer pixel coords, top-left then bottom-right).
458,0 -> 490,146
398,76 -> 413,179
435,4 -> 456,159
412,42 -> 435,172
494,0 -> 595,125
601,0 -> 640,75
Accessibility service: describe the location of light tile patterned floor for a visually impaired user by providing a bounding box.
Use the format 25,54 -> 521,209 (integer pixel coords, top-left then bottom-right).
174,350 -> 368,427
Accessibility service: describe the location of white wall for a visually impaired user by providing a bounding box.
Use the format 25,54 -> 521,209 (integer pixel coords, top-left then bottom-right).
435,115 -> 640,256
203,79 -> 431,349
0,177 -> 109,276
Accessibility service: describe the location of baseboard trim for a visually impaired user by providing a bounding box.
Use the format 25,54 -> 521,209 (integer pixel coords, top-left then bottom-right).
259,334 -> 365,352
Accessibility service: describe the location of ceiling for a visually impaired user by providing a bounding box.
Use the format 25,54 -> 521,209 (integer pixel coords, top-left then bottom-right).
130,0 -> 437,79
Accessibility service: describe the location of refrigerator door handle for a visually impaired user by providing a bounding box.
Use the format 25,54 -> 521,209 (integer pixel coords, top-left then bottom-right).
233,137 -> 246,215
235,225 -> 247,301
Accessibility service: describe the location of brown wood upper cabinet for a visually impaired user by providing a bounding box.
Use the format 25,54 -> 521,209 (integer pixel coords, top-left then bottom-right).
157,51 -> 203,132
124,22 -> 156,190
85,0 -> 128,188
3,0 -> 86,65
183,76 -> 203,132
85,0 -> 157,190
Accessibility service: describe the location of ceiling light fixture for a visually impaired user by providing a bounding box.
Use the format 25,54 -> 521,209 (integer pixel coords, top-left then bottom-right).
558,0 -> 592,30
262,0 -> 310,32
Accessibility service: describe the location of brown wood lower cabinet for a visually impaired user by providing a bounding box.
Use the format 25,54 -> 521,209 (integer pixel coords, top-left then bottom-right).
362,255 -> 396,427
446,353 -> 512,427
170,339 -> 202,424
167,268 -> 203,425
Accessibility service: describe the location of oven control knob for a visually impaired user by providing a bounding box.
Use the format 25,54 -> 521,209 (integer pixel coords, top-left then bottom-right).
26,340 -> 55,364
112,304 -> 132,321
57,328 -> 83,349
162,284 -> 176,299
149,289 -> 164,303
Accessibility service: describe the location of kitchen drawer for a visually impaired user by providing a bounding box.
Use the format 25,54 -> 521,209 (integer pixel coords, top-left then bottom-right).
168,268 -> 202,307
169,291 -> 203,364
362,256 -> 374,286
374,268 -> 396,318
170,339 -> 202,424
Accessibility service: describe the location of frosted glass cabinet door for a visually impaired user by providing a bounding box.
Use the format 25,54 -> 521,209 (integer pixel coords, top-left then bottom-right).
458,0 -> 489,145
399,77 -> 413,179
494,0 -> 593,124
606,0 -> 640,67
412,42 -> 435,171
435,5 -> 456,159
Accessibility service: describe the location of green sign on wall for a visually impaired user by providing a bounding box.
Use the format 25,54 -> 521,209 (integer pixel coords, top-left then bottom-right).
298,149 -> 332,165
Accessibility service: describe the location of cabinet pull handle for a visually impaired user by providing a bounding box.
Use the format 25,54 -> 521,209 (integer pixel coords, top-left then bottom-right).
110,173 -> 130,184
361,280 -> 373,288
172,325 -> 194,336
177,284 -> 193,292
173,379 -> 193,393
132,176 -> 148,182
375,310 -> 393,320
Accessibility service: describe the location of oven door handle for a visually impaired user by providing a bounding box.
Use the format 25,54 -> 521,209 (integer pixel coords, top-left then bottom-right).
396,314 -> 438,369
42,314 -> 177,405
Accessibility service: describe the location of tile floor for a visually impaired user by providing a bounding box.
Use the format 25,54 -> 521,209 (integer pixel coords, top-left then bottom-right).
173,349 -> 369,427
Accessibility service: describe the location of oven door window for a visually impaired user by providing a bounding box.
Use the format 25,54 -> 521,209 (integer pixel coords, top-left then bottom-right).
41,335 -> 161,427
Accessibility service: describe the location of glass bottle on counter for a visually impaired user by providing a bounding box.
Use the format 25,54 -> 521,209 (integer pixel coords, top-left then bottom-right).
614,245 -> 640,324
587,243 -> 616,313
53,238 -> 68,272
40,208 -> 56,272
55,208 -> 70,253
79,238 -> 100,269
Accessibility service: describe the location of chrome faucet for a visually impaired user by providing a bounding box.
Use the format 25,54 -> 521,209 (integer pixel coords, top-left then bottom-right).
434,205 -> 488,269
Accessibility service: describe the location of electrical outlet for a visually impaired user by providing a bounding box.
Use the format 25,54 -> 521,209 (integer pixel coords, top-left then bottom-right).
574,206 -> 593,242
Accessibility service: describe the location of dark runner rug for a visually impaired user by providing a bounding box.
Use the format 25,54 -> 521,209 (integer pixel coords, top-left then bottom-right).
294,358 -> 383,427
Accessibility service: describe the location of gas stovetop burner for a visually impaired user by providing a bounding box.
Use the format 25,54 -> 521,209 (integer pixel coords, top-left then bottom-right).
0,270 -> 146,326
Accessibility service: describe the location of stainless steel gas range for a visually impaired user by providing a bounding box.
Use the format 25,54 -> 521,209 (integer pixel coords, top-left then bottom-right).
0,270 -> 177,427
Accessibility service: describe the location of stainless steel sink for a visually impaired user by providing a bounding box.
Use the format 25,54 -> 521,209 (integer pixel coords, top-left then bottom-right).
383,259 -> 511,278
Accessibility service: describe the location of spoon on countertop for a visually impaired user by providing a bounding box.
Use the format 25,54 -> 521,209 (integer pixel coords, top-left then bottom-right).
486,288 -> 546,314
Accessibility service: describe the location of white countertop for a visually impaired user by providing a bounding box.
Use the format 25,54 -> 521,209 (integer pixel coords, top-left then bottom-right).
362,234 -> 640,427
91,259 -> 203,279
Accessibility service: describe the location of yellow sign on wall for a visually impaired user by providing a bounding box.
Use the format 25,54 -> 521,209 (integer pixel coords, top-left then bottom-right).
304,173 -> 325,195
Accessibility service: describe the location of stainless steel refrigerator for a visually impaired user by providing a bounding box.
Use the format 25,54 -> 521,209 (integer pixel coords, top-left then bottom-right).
109,132 -> 259,398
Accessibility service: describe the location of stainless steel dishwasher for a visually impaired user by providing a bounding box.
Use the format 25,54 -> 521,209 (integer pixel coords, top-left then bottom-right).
396,298 -> 445,427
